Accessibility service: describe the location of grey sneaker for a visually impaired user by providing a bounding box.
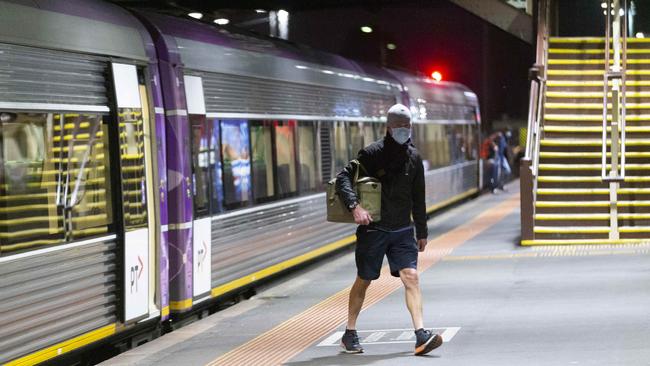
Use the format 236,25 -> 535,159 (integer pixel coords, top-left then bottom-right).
340,329 -> 364,353
414,328 -> 442,355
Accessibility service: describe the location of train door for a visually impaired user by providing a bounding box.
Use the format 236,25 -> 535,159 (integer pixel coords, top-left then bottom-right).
184,75 -> 212,301
110,63 -> 156,322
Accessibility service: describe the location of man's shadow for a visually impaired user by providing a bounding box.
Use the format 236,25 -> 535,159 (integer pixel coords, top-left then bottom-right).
283,351 -> 440,365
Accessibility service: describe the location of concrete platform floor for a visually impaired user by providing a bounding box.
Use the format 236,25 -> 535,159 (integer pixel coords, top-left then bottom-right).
102,181 -> 650,366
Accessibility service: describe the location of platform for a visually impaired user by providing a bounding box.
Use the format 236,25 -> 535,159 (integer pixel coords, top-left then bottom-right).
101,181 -> 650,366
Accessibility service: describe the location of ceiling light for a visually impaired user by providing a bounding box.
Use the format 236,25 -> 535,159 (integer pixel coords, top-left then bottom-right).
188,12 -> 203,19
361,26 -> 373,33
386,43 -> 397,50
601,2 -> 607,8
255,9 -> 266,13
214,18 -> 230,25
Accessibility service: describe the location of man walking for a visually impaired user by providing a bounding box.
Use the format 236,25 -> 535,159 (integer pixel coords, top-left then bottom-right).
335,104 -> 442,356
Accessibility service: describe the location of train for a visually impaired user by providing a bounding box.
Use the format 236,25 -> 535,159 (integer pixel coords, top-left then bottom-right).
0,1 -> 482,364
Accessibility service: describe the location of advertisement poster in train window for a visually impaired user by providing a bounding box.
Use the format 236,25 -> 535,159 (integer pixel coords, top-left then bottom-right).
209,119 -> 224,213
220,120 -> 250,205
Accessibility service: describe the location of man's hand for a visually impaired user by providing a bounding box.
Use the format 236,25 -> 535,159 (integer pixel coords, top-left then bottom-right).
417,238 -> 428,252
352,205 -> 373,226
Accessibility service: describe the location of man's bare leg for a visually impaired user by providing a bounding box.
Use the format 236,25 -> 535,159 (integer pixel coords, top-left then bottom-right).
399,268 -> 424,329
346,276 -> 371,329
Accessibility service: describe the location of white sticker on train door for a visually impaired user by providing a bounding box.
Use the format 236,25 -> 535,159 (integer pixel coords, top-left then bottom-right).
124,228 -> 150,322
193,217 -> 212,297
183,75 -> 206,115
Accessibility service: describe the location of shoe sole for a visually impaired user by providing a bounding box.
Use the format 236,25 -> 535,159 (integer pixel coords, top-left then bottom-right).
414,334 -> 443,356
340,341 -> 364,354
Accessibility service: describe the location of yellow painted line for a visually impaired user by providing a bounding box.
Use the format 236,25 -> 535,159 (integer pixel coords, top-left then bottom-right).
549,59 -> 650,65
548,69 -> 650,76
540,151 -> 650,158
620,226 -> 650,233
549,48 -> 650,54
545,114 -> 650,121
5,324 -> 117,366
206,195 -> 520,366
522,238 -> 650,245
547,91 -> 650,98
541,138 -> 650,146
536,201 -> 609,207
550,37 -> 650,43
211,235 -> 357,298
170,298 -> 193,311
543,126 -> 650,133
537,188 -> 608,195
620,213 -> 650,219
534,226 -> 609,234
426,188 -> 478,214
535,213 -> 609,220
538,176 -> 602,182
539,163 -> 650,170
545,103 -> 650,110
548,80 -> 650,87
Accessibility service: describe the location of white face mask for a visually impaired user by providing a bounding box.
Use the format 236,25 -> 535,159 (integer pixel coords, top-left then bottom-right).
390,127 -> 411,145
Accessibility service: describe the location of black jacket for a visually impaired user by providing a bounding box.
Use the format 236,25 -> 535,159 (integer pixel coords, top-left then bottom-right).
335,134 -> 428,239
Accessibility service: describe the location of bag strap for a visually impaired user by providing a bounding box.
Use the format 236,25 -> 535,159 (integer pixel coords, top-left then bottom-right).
349,159 -> 369,185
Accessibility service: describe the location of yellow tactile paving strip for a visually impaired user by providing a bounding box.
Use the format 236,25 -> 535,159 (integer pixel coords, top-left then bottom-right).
205,194 -> 520,366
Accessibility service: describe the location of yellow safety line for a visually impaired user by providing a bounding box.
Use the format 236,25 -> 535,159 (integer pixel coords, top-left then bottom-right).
548,80 -> 650,87
170,298 -> 193,311
549,59 -> 650,65
536,201 -> 609,207
545,114 -> 650,121
541,138 -> 650,146
547,91 -> 650,98
535,213 -> 610,220
549,48 -> 650,54
522,238 -> 650,246
534,226 -> 610,234
540,152 -> 650,158
539,163 -> 650,170
426,188 -> 478,213
544,126 -> 650,133
5,324 -> 117,366
545,102 -> 650,109
537,188 -> 650,195
549,37 -> 650,44
538,176 -> 602,182
548,69 -> 650,76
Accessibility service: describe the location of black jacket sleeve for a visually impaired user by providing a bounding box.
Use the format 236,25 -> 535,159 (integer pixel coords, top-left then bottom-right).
335,148 -> 375,209
412,154 -> 428,239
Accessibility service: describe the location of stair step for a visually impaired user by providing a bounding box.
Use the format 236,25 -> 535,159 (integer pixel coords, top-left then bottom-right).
538,176 -> 650,183
547,80 -> 650,87
539,163 -> 650,171
547,91 -> 650,98
534,226 -> 650,234
548,69 -> 650,76
545,114 -> 650,121
544,125 -> 650,133
545,103 -> 650,110
536,200 -> 650,208
537,188 -> 650,195
540,152 -> 650,158
536,213 -> 650,220
549,48 -> 650,54
549,59 -> 650,65
549,37 -> 650,44
522,238 -> 650,245
541,138 -> 650,146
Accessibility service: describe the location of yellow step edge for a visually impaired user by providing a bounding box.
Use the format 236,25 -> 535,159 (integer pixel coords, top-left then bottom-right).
544,126 -> 650,133
539,163 -> 650,170
536,200 -> 650,207
545,114 -> 650,121
535,213 -> 610,220
620,226 -> 650,233
548,69 -> 650,76
534,226 -> 610,234
547,91 -> 650,98
537,188 -> 650,195
521,238 -> 650,246
541,138 -> 650,146
540,152 -> 650,158
549,59 -> 650,65
537,176 -> 602,182
550,37 -> 650,43
549,48 -> 650,54
545,103 -> 650,109
548,80 -> 650,87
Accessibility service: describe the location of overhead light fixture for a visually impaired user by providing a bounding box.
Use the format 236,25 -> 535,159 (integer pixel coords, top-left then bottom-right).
255,9 -> 267,13
214,18 -> 230,25
637,32 -> 645,38
601,2 -> 607,8
361,26 -> 373,33
188,12 -> 203,20
386,43 -> 397,50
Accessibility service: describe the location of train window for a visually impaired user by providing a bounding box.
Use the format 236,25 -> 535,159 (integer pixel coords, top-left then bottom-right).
0,112 -> 113,256
333,121 -> 349,173
117,108 -> 148,230
413,123 -> 450,171
190,115 -> 211,217
349,122 -> 364,157
209,119 -> 224,214
274,121 -> 297,196
251,121 -> 275,202
297,122 -> 319,192
221,119 -> 251,207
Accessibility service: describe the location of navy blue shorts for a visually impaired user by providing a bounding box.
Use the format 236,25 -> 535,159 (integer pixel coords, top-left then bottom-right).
355,226 -> 418,280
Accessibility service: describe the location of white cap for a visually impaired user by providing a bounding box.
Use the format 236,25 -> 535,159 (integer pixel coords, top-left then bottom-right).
387,103 -> 411,125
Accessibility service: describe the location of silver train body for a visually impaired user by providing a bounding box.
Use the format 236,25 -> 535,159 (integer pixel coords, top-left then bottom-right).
0,1 -> 481,364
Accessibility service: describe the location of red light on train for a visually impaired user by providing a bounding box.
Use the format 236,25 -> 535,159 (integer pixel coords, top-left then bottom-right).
431,71 -> 443,82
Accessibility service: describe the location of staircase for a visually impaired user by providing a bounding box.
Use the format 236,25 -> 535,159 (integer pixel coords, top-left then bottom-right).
526,36 -> 650,245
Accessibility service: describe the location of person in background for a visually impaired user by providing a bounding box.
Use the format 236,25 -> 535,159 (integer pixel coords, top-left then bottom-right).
480,132 -> 499,193
496,131 -> 511,191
